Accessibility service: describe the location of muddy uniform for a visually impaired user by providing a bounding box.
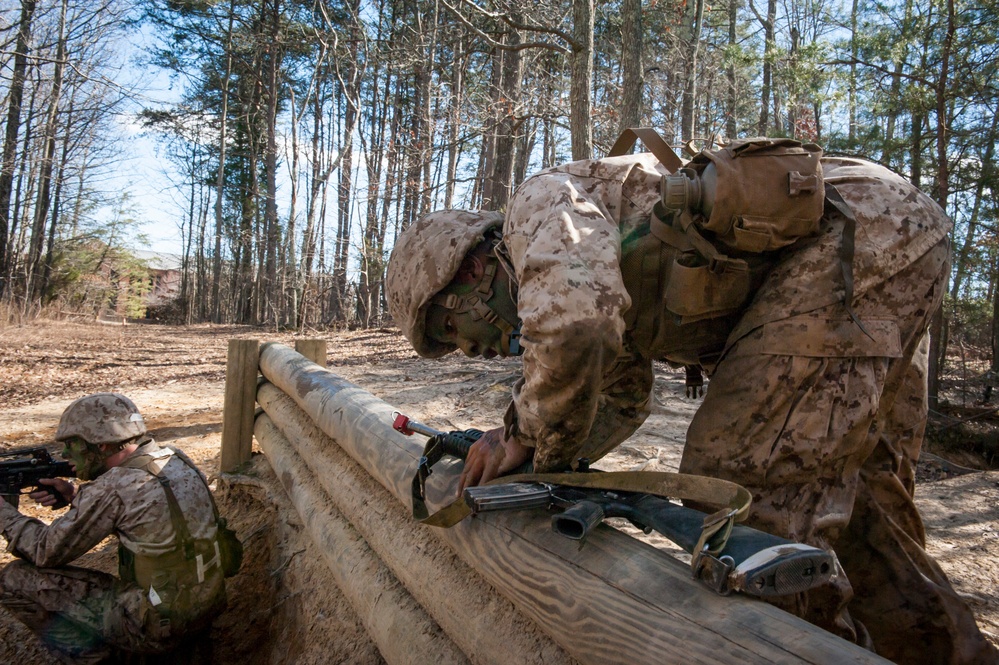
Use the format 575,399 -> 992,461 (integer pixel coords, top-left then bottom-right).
499,153 -> 996,664
0,440 -> 226,663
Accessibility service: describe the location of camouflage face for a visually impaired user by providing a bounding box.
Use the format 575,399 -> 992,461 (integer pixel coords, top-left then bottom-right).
423,245 -> 520,358
385,209 -> 505,358
55,393 -> 146,446
61,436 -> 108,481
426,302 -> 506,359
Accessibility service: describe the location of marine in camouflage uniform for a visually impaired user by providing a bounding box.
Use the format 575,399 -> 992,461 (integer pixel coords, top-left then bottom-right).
0,393 -> 226,664
386,150 -> 998,664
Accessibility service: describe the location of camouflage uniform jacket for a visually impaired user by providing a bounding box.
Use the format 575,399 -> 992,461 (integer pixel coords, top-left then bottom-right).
0,440 -> 218,570
500,153 -> 951,471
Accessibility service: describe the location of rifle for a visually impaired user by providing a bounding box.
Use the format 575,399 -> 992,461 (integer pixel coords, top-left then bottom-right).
0,446 -> 76,509
393,413 -> 835,598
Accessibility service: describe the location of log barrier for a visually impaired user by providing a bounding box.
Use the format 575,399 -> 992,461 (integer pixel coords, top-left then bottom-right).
225,341 -> 889,665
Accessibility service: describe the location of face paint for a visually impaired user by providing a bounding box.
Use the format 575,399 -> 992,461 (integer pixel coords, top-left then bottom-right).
425,243 -> 521,359
426,304 -> 506,358
61,437 -> 107,481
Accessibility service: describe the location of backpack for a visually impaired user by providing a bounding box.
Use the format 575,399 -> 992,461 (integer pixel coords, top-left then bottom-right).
611,129 -> 826,322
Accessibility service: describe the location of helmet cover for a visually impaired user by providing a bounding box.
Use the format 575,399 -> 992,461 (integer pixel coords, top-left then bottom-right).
55,393 -> 147,445
386,210 -> 505,357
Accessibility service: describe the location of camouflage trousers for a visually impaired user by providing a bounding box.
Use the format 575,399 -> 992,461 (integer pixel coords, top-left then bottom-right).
0,560 -> 176,664
680,239 -> 998,665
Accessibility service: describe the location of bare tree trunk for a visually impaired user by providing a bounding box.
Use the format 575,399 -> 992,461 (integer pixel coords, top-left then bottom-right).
0,0 -> 36,298
884,0 -> 913,168
726,0 -> 738,138
513,116 -> 535,186
681,0 -> 704,141
927,0 -> 956,411
27,0 -> 67,301
619,0 -> 643,133
479,47 -> 502,208
444,50 -> 465,208
848,0 -> 858,143
570,0 -> 593,160
757,0 -> 776,136
418,3 -> 439,218
262,0 -> 282,324
40,99 -> 74,302
212,1 -> 236,322
489,23 -> 522,209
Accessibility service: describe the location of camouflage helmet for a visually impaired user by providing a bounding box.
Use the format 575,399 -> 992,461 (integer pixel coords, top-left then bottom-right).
55,393 -> 147,445
386,209 -> 505,358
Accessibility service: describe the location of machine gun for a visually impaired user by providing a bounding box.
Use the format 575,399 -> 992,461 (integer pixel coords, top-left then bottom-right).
393,413 -> 835,598
0,446 -> 75,509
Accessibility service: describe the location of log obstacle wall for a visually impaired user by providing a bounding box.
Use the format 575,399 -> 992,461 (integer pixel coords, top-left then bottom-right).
222,341 -> 889,665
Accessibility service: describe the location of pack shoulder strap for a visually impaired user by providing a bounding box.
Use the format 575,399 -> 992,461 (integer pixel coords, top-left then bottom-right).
144,453 -> 224,583
155,474 -> 197,560
824,182 -> 873,340
124,447 -> 222,560
608,127 -> 683,172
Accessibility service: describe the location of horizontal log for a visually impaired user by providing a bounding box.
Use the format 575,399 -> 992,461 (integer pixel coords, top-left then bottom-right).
255,414 -> 468,665
258,342 -> 889,665
257,383 -> 576,665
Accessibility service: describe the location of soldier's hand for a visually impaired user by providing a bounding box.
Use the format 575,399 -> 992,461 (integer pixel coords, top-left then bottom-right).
458,427 -> 532,495
31,478 -> 75,509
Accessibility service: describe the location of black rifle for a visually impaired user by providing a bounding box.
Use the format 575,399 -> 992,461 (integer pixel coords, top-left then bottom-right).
0,446 -> 75,509
393,413 -> 835,598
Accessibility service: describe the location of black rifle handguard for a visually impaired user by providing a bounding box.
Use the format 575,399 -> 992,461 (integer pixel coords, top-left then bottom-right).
0,446 -> 75,509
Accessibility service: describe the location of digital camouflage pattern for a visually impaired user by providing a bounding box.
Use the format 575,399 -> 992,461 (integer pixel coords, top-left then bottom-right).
496,153 -> 996,664
0,440 -> 225,661
386,209 -> 505,358
55,393 -> 146,445
500,154 -> 668,469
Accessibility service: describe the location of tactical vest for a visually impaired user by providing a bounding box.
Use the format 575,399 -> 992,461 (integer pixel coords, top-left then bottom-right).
118,445 -> 226,635
618,224 -> 771,366
610,129 -> 860,365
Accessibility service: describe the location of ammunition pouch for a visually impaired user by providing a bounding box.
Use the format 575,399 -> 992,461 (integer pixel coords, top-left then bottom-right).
612,130 -> 837,337
119,539 -> 226,638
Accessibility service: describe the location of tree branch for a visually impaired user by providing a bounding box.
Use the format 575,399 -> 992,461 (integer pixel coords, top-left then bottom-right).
441,0 -> 573,54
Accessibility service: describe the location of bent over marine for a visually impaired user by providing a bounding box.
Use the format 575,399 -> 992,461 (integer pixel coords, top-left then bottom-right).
386,136 -> 998,665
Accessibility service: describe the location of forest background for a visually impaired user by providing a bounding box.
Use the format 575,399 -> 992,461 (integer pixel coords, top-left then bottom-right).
0,0 -> 997,427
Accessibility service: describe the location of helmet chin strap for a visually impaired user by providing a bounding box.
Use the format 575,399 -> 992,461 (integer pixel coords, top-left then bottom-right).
431,255 -> 523,356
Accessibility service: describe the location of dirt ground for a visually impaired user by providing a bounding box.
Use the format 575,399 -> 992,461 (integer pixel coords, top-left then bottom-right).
0,320 -> 996,663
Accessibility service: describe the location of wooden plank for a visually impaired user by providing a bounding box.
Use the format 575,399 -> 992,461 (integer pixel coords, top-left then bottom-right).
255,414 -> 470,665
294,339 -> 326,366
220,339 -> 258,472
257,383 -> 577,665
257,343 -> 889,665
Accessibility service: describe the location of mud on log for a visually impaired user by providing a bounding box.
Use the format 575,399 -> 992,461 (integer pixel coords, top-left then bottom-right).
253,343 -> 889,665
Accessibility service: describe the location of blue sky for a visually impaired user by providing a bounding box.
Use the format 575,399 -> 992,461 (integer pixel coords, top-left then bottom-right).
110,25 -> 188,256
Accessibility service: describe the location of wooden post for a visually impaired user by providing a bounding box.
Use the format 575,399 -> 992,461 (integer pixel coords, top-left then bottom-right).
220,339 -> 259,472
295,339 -> 326,366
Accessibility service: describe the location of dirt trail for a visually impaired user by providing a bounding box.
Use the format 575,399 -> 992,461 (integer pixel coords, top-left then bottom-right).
0,320 -> 995,661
